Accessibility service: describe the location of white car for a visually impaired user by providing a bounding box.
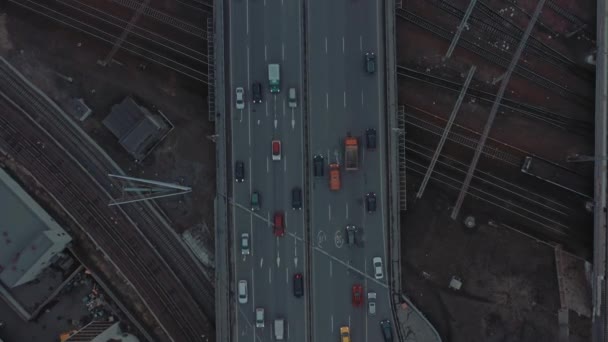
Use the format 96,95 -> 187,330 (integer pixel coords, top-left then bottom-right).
368,291 -> 376,315
235,87 -> 245,109
372,257 -> 383,280
272,140 -> 281,161
241,233 -> 250,255
255,307 -> 265,328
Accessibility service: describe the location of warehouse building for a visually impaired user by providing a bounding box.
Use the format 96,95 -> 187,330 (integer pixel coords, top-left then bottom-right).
0,168 -> 72,288
102,97 -> 172,161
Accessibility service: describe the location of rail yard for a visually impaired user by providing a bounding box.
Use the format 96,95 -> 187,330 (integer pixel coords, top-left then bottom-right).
0,0 -> 603,341
397,0 -> 597,341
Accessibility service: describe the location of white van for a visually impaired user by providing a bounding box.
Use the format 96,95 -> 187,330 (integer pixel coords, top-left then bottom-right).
274,318 -> 285,340
288,88 -> 297,108
238,280 -> 248,304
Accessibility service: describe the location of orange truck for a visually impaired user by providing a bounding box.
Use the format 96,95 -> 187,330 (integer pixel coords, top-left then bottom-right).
329,163 -> 341,191
344,136 -> 359,171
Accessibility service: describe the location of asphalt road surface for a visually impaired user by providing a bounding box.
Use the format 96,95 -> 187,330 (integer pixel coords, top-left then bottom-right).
228,0 -> 390,340
228,0 -> 307,341
306,0 -> 392,341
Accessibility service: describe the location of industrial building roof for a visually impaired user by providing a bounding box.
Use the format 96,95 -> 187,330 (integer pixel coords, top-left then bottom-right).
102,97 -> 170,160
0,168 -> 71,288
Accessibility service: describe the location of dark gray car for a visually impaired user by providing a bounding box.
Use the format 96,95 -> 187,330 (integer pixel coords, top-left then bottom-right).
365,52 -> 376,74
235,161 -> 245,183
292,187 -> 302,210
252,82 -> 263,103
313,155 -> 324,177
380,320 -> 393,342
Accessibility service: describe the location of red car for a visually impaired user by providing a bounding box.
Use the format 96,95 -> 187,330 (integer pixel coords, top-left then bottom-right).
273,211 -> 285,237
352,284 -> 363,306
272,140 -> 281,161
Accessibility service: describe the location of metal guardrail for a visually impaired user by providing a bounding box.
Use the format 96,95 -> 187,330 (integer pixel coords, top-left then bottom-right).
207,17 -> 216,122
397,105 -> 407,211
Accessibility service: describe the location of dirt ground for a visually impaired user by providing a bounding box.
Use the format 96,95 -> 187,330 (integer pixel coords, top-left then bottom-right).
0,1 -> 215,339
397,0 -> 595,340
0,1 -> 215,241
401,182 -> 591,342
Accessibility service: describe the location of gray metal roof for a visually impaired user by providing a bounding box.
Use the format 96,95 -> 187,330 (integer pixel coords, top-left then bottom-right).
103,97 -> 169,160
0,168 -> 71,288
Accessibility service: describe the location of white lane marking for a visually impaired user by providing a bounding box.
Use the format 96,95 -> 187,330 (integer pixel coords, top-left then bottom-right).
266,157 -> 269,173
248,157 -> 252,193
260,258 -> 264,268
263,0 -> 266,6
346,203 -> 349,219
325,37 -> 328,53
249,209 -> 254,257
329,260 -> 333,277
343,91 -> 346,108
294,236 -> 298,267
251,268 -> 255,310
328,204 -> 332,221
342,36 -> 345,53
246,0 -> 249,35
269,267 -> 272,284
281,0 -> 283,5
331,315 -> 334,332
360,35 -> 363,51
282,43 -> 285,61
284,156 -> 287,172
286,267 -> 289,284
264,44 -> 267,62
326,92 -> 329,109
291,108 -> 295,130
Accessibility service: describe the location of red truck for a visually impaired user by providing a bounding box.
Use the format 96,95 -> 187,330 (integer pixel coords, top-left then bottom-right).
344,136 -> 359,171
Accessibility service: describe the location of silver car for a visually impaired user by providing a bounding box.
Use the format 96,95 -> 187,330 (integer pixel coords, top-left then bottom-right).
368,291 -> 377,315
241,233 -> 250,255
238,280 -> 248,304
372,257 -> 383,280
235,87 -> 245,109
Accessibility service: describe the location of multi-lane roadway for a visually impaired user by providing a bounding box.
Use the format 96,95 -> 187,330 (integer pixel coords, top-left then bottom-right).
307,0 -> 391,341
229,0 -> 307,341
228,0 -> 392,341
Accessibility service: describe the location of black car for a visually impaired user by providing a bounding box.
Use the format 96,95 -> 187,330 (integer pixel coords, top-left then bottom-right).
252,82 -> 263,103
365,192 -> 377,213
313,155 -> 324,177
292,187 -> 302,210
346,225 -> 357,246
380,320 -> 393,342
366,128 -> 377,150
235,161 -> 245,183
293,273 -> 304,297
365,52 -> 376,74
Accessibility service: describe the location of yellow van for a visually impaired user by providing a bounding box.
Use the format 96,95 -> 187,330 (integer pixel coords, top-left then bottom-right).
340,326 -> 350,342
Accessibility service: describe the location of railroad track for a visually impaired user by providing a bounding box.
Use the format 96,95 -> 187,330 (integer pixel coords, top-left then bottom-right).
396,65 -> 593,135
424,0 -> 594,82
0,60 -> 215,339
174,0 -> 213,14
396,8 -> 593,108
111,0 -> 210,37
9,0 -> 209,83
405,139 -> 576,239
0,99 -> 207,340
